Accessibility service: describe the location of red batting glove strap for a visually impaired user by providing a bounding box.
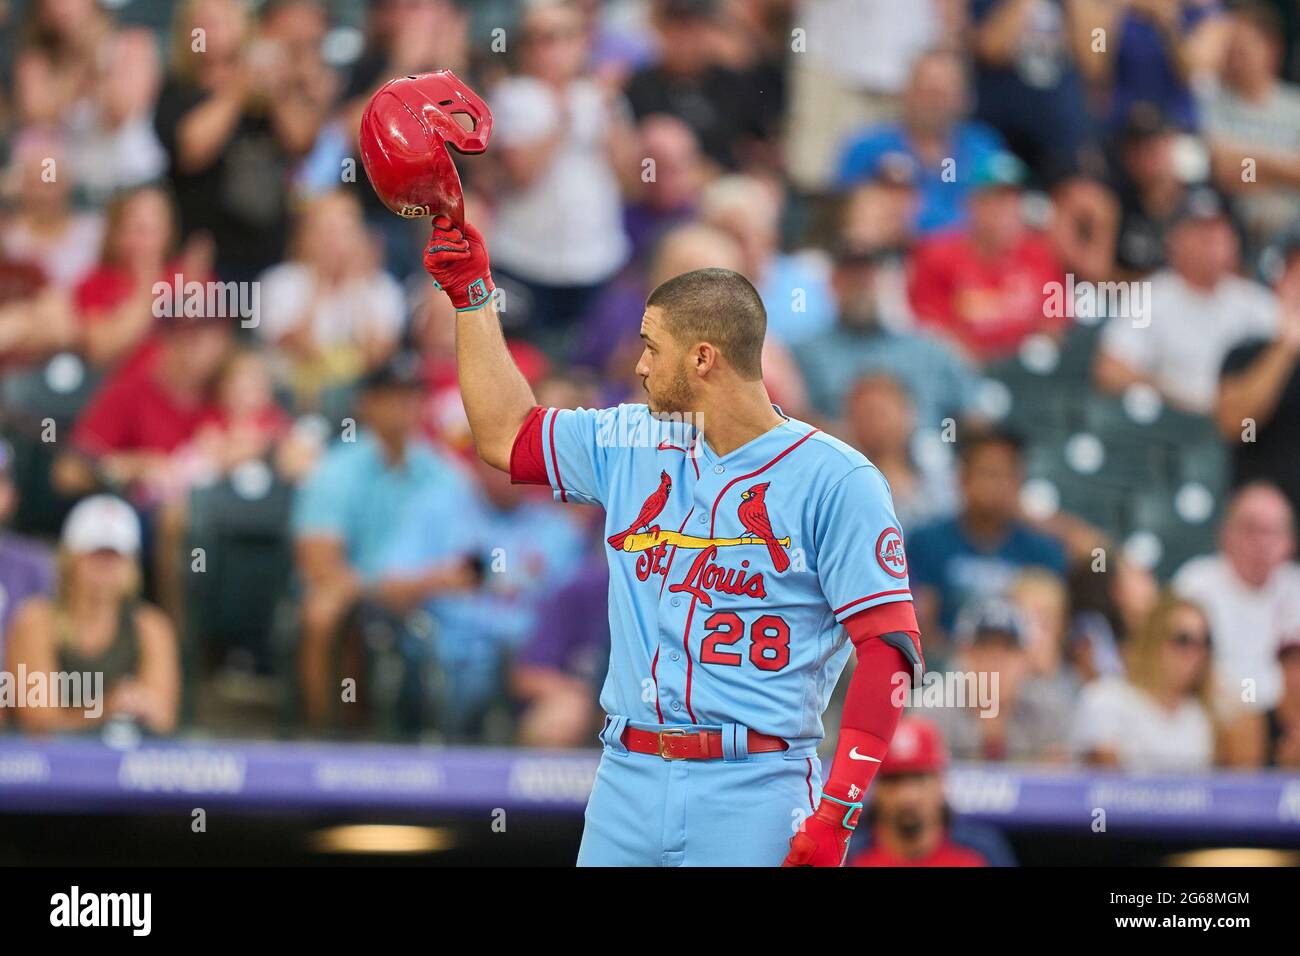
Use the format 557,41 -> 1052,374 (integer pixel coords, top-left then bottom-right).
423,215 -> 495,311
781,795 -> 860,867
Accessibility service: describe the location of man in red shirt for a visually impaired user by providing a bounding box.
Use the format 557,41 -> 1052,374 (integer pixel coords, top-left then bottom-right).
849,716 -> 1013,866
63,312 -> 231,504
908,152 -> 1065,363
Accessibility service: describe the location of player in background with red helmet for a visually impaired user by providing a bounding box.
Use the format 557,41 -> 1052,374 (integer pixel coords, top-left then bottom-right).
849,717 -> 1016,867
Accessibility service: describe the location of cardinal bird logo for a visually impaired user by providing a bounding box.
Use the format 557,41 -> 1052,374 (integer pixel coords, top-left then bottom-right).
607,471 -> 672,551
737,482 -> 790,573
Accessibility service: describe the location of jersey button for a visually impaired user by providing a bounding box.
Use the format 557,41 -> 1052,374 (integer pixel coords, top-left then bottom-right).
698,514 -> 707,525
670,651 -> 680,662
670,701 -> 681,711
670,597 -> 681,607
713,465 -> 724,474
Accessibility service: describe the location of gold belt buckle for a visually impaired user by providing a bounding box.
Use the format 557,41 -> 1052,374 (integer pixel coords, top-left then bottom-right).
658,729 -> 691,760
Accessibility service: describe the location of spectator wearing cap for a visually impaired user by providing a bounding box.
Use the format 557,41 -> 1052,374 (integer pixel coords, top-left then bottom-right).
6,495 -> 180,735
841,373 -> 957,531
1095,186 -> 1278,415
1108,103 -> 1191,277
1172,482 -> 1300,715
848,717 -> 1017,866
381,455 -> 586,739
623,0 -> 775,171
968,0 -> 1094,176
1200,3 -> 1300,253
0,442 -> 56,674
290,353 -> 480,729
837,49 -> 1007,235
1223,626 -> 1300,768
255,190 -> 405,411
1071,593 -> 1217,771
908,150 -> 1066,363
907,429 -> 1067,655
928,595 -> 1074,762
487,0 -> 635,340
1216,226 -> 1300,517
794,240 -> 981,429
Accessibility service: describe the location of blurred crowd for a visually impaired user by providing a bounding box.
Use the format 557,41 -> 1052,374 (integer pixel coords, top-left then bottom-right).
0,0 -> 1299,791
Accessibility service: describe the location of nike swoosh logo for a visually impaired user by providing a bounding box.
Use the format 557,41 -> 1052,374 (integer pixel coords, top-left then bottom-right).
848,748 -> 881,762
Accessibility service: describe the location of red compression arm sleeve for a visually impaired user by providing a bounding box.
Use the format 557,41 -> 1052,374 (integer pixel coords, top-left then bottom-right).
822,601 -> 923,805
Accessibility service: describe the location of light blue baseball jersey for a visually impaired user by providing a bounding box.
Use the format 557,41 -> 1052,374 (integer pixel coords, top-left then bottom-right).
522,403 -> 913,755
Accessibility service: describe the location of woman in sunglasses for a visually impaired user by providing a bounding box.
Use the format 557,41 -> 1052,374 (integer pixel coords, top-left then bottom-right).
1071,594 -> 1218,772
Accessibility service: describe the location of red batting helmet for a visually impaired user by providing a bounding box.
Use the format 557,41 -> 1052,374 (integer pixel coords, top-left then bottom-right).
358,70 -> 492,226
879,718 -> 948,778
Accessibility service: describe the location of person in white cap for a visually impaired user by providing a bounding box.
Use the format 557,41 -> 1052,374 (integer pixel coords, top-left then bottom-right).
6,495 -> 179,735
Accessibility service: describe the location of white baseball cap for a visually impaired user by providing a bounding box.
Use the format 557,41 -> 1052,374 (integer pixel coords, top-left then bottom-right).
61,495 -> 141,555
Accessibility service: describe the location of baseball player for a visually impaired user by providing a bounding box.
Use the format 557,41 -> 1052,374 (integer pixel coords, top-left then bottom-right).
423,217 -> 923,867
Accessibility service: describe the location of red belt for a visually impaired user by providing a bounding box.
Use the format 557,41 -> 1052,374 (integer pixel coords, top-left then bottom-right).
621,726 -> 788,760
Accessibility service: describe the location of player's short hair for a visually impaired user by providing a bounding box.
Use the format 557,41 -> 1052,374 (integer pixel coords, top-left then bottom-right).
646,267 -> 766,380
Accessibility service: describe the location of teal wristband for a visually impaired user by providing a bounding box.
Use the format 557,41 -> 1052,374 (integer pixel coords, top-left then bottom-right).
820,792 -> 864,830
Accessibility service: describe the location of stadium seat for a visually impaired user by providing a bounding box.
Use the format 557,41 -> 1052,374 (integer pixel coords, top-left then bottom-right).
0,354 -> 103,433
1125,488 -> 1220,580
1022,469 -> 1129,538
0,427 -> 76,537
182,472 -> 296,719
1026,430 -> 1155,496
984,359 -> 1079,443
1054,320 -> 1105,384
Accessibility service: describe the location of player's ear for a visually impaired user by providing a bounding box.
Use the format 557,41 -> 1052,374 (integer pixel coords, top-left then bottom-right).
693,342 -> 718,375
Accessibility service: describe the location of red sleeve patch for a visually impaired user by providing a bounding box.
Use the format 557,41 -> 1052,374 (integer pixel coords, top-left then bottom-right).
875,527 -> 908,578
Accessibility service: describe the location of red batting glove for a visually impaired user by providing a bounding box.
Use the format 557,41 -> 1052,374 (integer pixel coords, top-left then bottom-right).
422,215 -> 495,311
782,795 -> 861,867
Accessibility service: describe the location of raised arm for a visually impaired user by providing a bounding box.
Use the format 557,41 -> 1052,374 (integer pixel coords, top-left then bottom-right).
421,216 -> 537,471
